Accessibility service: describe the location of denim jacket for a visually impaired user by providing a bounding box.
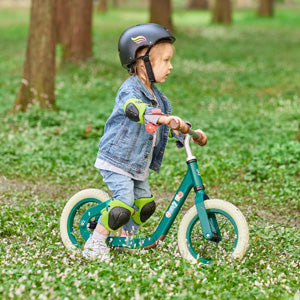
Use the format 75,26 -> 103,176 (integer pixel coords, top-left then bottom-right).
97,75 -> 183,176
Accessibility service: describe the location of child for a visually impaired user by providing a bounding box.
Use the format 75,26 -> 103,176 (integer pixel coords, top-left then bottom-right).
83,23 -> 207,261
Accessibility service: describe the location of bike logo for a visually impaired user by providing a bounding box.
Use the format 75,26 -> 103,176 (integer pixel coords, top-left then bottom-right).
175,191 -> 184,201
131,36 -> 147,44
166,201 -> 178,218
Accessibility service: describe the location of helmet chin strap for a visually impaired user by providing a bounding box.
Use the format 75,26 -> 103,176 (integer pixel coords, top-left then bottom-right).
134,47 -> 155,82
135,47 -> 155,83
142,49 -> 156,83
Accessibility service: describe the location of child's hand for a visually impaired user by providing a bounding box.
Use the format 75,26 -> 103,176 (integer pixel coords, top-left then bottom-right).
157,115 -> 186,135
192,129 -> 207,146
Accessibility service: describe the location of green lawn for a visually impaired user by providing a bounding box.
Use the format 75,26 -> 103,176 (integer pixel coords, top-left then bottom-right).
0,7 -> 299,300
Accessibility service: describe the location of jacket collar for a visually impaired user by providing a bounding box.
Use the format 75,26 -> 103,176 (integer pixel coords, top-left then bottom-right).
131,75 -> 158,101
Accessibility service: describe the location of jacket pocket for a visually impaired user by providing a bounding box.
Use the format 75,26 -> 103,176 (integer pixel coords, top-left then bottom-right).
113,125 -> 129,147
111,125 -> 138,161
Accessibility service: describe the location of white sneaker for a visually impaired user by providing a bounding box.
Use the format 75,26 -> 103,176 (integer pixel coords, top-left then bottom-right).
82,236 -> 111,261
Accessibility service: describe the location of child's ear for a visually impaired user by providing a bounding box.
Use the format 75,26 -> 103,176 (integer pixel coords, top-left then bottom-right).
136,60 -> 145,70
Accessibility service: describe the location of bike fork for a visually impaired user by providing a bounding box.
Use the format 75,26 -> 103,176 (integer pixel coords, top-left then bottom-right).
195,191 -> 222,242
187,158 -> 222,242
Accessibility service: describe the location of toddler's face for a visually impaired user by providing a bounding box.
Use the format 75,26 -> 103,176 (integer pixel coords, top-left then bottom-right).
149,43 -> 174,83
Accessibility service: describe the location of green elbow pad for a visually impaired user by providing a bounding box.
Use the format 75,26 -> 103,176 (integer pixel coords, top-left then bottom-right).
124,98 -> 148,124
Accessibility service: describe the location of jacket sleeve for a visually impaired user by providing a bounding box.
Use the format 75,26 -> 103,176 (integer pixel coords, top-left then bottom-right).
169,129 -> 185,148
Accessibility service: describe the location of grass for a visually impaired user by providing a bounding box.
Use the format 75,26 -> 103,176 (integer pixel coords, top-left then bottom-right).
0,6 -> 299,300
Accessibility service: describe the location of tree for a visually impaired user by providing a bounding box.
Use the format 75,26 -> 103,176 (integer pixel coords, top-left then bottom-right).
13,0 -> 57,111
187,0 -> 208,10
98,0 -> 108,12
56,0 -> 93,63
150,0 -> 174,33
258,0 -> 274,17
297,124 -> 300,142
56,0 -> 70,45
212,0 -> 232,24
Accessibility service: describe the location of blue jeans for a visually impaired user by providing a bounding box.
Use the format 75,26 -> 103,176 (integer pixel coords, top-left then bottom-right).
99,170 -> 152,234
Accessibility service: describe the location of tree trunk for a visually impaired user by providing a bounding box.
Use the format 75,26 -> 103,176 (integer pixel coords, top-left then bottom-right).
187,0 -> 209,10
296,124 -> 300,142
150,0 -> 174,33
258,0 -> 274,16
98,0 -> 108,12
13,0 -> 57,111
57,0 -> 93,63
56,0 -> 70,45
112,0 -> 128,7
212,0 -> 232,24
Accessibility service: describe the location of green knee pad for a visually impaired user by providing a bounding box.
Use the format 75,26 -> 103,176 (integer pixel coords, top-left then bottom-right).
101,199 -> 134,232
132,196 -> 156,225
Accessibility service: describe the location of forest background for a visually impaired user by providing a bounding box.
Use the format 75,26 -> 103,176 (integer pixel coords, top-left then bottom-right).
0,0 -> 299,299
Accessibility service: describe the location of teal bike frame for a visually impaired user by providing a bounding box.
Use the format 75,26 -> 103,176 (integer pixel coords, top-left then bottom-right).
78,133 -> 220,250
107,158 -> 212,249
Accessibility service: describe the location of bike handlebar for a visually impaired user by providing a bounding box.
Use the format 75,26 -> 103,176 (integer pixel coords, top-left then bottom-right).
156,115 -> 206,146
169,118 -> 200,140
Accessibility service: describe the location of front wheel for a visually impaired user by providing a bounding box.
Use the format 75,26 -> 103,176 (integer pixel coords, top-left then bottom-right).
60,189 -> 110,251
178,199 -> 249,264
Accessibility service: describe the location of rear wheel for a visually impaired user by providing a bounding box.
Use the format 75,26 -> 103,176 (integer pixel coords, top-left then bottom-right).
178,199 -> 249,264
60,189 -> 110,251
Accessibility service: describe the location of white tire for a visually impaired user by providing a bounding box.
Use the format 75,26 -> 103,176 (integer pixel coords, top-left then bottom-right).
60,189 -> 110,251
178,199 -> 249,264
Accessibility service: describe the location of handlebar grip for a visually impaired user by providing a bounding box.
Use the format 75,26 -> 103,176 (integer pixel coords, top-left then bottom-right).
169,118 -> 202,141
167,117 -> 203,143
189,129 -> 200,140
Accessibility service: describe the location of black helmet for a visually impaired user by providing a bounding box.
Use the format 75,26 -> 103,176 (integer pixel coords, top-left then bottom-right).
118,23 -> 175,82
